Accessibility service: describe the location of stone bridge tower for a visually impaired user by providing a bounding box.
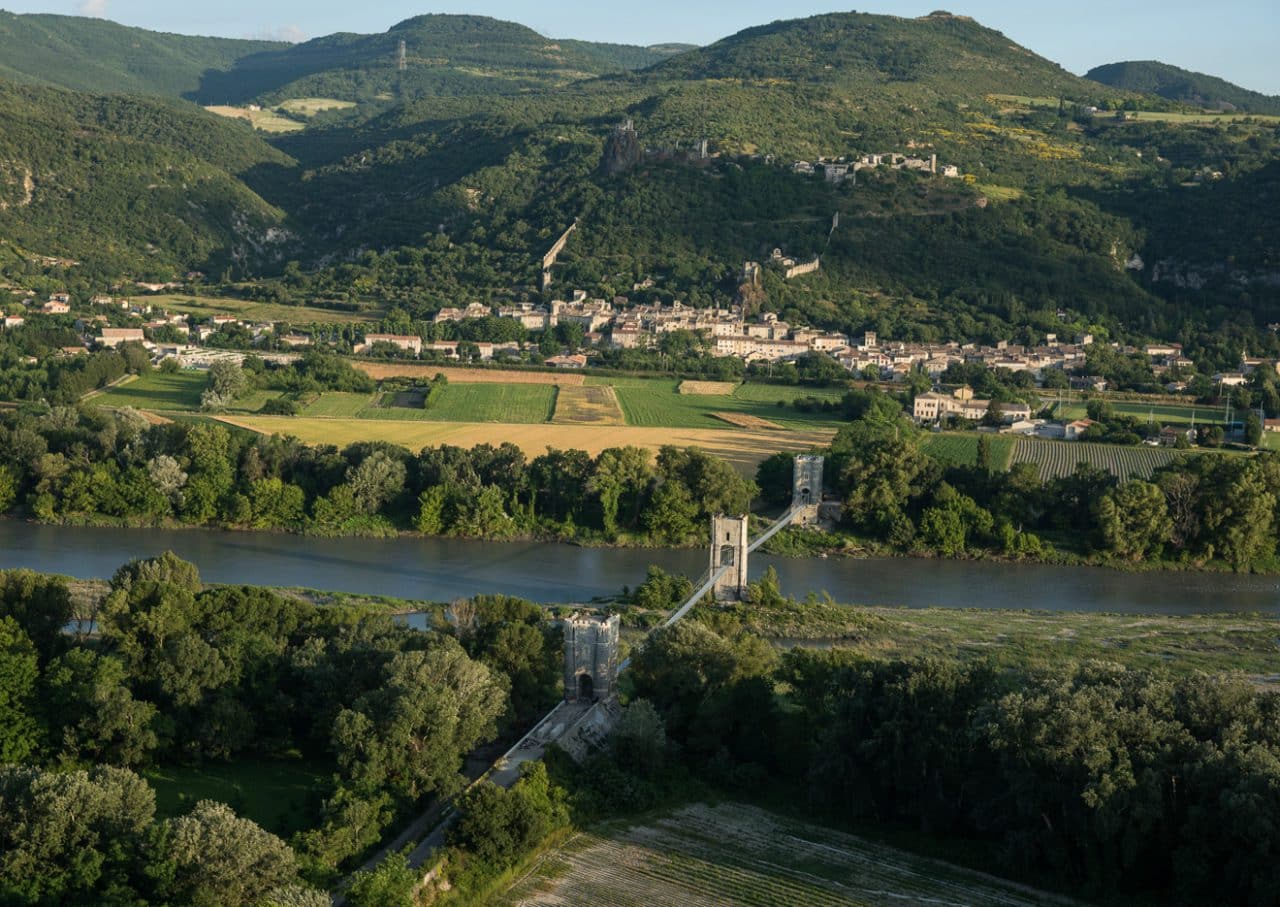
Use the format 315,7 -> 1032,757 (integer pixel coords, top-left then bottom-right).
563,613 -> 620,703
710,514 -> 750,601
792,455 -> 824,527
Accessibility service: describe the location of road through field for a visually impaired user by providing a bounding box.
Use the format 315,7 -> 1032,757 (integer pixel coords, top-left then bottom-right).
216,416 -> 834,472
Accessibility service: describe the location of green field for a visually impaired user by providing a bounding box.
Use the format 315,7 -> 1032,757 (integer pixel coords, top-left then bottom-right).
301,385 -> 557,424
421,383 -> 557,423
144,758 -> 329,838
91,372 -> 205,410
93,371 -> 286,414
298,392 -> 372,418
500,802 -> 1068,907
919,432 -> 1015,469
598,377 -> 847,430
1012,438 -> 1184,480
1053,399 -> 1225,426
149,293 -> 379,325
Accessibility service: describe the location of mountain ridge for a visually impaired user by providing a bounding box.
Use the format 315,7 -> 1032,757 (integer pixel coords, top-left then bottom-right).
1086,60 -> 1280,115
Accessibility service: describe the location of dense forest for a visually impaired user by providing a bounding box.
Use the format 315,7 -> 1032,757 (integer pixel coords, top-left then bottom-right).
0,552 -> 562,903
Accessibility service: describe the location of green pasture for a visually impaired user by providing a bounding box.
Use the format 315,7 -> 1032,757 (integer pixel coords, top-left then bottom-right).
592,377 -> 848,430
92,371 -> 205,410
919,432 -> 1015,469
1054,399 -> 1225,426
144,758 -> 330,838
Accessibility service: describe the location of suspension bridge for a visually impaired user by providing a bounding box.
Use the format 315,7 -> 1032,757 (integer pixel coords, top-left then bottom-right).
336,455 -> 828,899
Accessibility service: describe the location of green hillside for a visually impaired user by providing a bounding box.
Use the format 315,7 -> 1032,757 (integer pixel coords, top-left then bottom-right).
0,12 -> 683,107
0,80 -> 293,277
641,11 -> 1101,97
1086,60 -> 1280,115
0,11 -> 283,97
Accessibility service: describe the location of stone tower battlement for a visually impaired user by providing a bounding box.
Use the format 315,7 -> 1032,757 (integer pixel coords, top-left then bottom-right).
562,612 -> 620,703
710,514 -> 750,601
793,455 -> 825,527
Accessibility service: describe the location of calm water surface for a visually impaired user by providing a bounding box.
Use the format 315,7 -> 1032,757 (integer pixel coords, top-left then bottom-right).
3,521 -> 1277,615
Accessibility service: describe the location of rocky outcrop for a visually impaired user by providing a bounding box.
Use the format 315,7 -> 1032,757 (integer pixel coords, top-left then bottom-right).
601,119 -> 643,175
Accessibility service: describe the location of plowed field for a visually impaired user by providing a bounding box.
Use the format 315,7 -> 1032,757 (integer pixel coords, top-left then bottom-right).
499,802 -> 1079,907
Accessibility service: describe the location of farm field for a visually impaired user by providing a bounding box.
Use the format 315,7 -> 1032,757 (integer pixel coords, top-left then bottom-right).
920,432 -> 1015,469
599,377 -> 847,431
351,362 -> 584,385
498,802 -> 1075,907
215,416 -> 835,473
708,604 -> 1280,678
276,97 -> 357,117
423,384 -> 556,423
148,293 -> 377,325
1053,399 -> 1225,426
1012,438 -> 1183,480
92,371 -> 287,413
203,105 -> 304,133
678,380 -> 738,395
552,385 -> 625,425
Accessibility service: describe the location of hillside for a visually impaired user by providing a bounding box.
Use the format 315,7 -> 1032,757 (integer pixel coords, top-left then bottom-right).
0,11 -> 686,107
640,11 -> 1102,98
0,11 -> 284,97
0,80 -> 294,277
1086,60 -> 1280,114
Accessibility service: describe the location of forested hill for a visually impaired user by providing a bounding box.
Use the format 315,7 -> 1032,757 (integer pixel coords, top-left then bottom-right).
1086,60 -> 1280,114
0,11 -> 689,105
193,14 -> 688,104
0,11 -> 284,97
0,79 -> 294,277
636,11 -> 1101,99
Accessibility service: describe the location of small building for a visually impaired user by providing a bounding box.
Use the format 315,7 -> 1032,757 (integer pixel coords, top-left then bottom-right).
363,333 -> 423,355
1064,419 -> 1096,441
99,327 -> 146,348
2,315 -> 24,329
546,353 -> 588,369
42,300 -> 71,314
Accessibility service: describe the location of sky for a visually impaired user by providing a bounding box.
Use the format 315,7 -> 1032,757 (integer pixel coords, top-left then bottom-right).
8,1 -> 1280,95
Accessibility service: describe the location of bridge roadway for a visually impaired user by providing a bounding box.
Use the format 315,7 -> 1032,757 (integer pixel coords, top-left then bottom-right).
333,504 -> 802,898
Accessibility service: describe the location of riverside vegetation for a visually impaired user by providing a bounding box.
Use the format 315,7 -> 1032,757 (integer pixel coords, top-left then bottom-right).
1,359 -> 1278,573
2,556 -> 1279,906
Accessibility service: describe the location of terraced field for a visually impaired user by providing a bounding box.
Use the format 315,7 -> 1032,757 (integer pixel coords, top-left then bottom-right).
1012,438 -> 1184,480
500,802 -> 1076,907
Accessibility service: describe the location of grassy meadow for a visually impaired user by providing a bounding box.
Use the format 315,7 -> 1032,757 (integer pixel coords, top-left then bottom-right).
149,293 -> 378,325
144,758 -> 330,838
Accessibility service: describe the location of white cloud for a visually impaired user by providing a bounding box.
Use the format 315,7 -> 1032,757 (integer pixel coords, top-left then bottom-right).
250,24 -> 307,44
75,0 -> 108,17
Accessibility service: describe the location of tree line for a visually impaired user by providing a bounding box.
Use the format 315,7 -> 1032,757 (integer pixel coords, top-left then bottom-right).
0,554 -> 563,903
755,387 -> 1280,571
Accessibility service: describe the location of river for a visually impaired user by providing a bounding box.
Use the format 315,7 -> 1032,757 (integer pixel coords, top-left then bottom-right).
0,521 -> 1276,615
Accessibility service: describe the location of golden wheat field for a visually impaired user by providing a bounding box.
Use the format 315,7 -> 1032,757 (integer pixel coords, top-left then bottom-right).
215,416 -> 833,473
678,380 -> 739,395
551,386 -> 626,425
351,363 -> 586,385
712,411 -> 785,430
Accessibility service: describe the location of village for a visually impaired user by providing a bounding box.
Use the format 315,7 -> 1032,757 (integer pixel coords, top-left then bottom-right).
5,279 -> 1274,446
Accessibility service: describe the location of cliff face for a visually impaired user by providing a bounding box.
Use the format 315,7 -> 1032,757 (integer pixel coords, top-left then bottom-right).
601,120 -> 643,175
